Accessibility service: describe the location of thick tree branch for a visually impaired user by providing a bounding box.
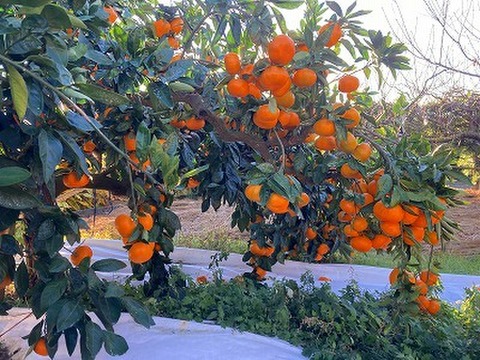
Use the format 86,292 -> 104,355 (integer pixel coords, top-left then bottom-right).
173,92 -> 274,162
56,173 -> 129,198
428,132 -> 480,144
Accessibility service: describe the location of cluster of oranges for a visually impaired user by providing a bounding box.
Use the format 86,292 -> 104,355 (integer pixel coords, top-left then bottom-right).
169,116 -> 206,131
389,268 -> 441,315
123,131 -> 153,171
114,208 -> 160,264
152,17 -> 184,49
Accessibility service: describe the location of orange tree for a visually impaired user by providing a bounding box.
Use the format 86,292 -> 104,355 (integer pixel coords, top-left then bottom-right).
0,0 -> 464,357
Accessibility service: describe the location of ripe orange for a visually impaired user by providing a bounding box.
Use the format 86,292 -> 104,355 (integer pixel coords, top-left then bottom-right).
70,245 -> 93,266
318,22 -> 342,47
104,6 -> 119,24
373,202 -> 405,222
275,91 -> 295,108
317,244 -> 330,256
403,226 -> 425,246
306,227 -> 317,240
138,213 -> 154,231
185,116 -> 206,131
197,275 -> 208,284
338,75 -> 360,93
245,184 -> 262,202
314,136 -> 336,151
250,241 -> 265,256
380,222 -> 402,237
167,36 -> 180,49
253,104 -> 280,129
170,118 -> 186,129
227,78 -> 249,98
389,268 -> 399,285
83,140 -> 96,153
427,231 -> 439,245
0,275 -> 12,289
338,211 -> 353,222
339,199 -> 359,215
124,132 -> 136,151
258,66 -> 290,92
153,19 -> 171,37
187,178 -> 200,189
361,193 -> 374,207
419,271 -> 439,286
371,234 -> 391,250
63,172 -> 90,188
298,192 -> 310,207
129,242 -> 154,264
266,193 -> 290,214
332,103 -> 361,129
340,163 -> 361,179
224,53 -> 241,75
304,133 -> 318,143
255,267 -> 267,280
402,205 -> 421,225
285,112 -> 300,129
412,211 -> 428,228
350,179 -> 368,193
313,118 -> 335,136
352,143 -> 372,162
415,279 -> 428,295
170,17 -> 184,34
268,34 -> 295,66
338,132 -> 358,153
115,214 -> 136,238
427,299 -> 440,315
34,337 -> 48,356
350,236 -> 372,253
416,295 -> 431,312
343,224 -> 359,237
296,43 -> 309,52
271,77 -> 292,97
367,180 -> 378,196
248,83 -> 262,99
292,68 -> 317,88
352,216 -> 368,232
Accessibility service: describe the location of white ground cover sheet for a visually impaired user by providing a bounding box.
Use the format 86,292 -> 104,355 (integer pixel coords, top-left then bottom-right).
2,239 -> 479,359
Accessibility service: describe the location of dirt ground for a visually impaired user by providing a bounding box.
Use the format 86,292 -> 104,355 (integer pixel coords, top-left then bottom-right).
79,190 -> 480,256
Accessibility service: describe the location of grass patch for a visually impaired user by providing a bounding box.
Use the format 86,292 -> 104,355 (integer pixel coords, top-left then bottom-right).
343,252 -> 480,276
174,231 -> 246,254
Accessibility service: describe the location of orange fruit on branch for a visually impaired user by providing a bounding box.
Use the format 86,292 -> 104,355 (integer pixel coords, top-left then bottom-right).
63,172 -> 90,188
298,192 -> 310,207
371,234 -> 391,250
314,136 -> 336,151
389,268 -> 399,285
352,143 -> 372,162
419,270 -> 439,286
129,242 -> 154,264
153,19 -> 171,37
245,184 -> 262,202
427,299 -> 440,315
248,83 -> 262,99
338,132 -> 358,153
416,295 -> 431,312
124,132 -> 136,152
170,17 -> 184,34
170,118 -> 186,129
427,231 -> 439,245
258,66 -> 290,92
305,227 -> 317,240
317,243 -> 330,255
187,178 -> 200,188
343,224 -> 359,237
266,193 -> 290,214
253,104 -> 279,129
352,216 -> 368,232
71,245 -> 93,266
138,213 -> 154,231
167,36 -> 180,49
0,275 -> 12,289
318,22 -> 342,47
292,68 -> 318,88
313,118 -> 335,136
275,91 -> 295,108
373,202 -> 405,222
340,163 -> 361,179
115,214 -> 136,238
255,267 -> 267,280
339,199 -> 359,215
350,235 -> 372,253
224,53 -> 241,75
380,221 -> 402,237
338,75 -> 360,93
185,116 -> 206,131
268,34 -> 296,66
83,140 -> 96,153
34,337 -> 48,356
104,6 -> 119,24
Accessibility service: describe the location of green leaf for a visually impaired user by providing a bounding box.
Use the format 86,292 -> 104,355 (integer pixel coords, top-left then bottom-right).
64,327 -> 78,356
14,261 -> 29,298
148,82 -> 173,110
270,0 -> 304,9
326,1 -> 343,16
40,277 -> 68,311
0,208 -> 19,232
169,82 -> 195,93
6,64 -> 28,120
91,259 -> 126,272
0,234 -> 20,255
181,165 -> 210,180
68,14 -> 87,29
76,84 -> 129,106
121,297 -> 154,328
136,122 -> 151,163
0,0 -> 51,7
150,142 -> 179,191
0,187 -> 41,209
85,321 -> 104,357
0,167 -> 31,187
41,4 -> 71,28
56,300 -> 84,332
376,174 -> 393,200
103,331 -> 128,356
38,130 -> 63,182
